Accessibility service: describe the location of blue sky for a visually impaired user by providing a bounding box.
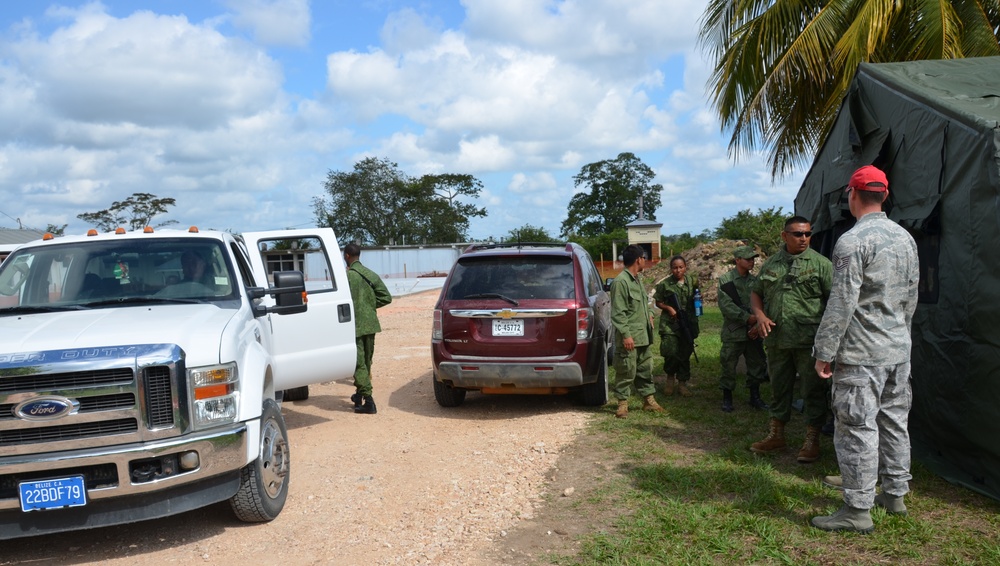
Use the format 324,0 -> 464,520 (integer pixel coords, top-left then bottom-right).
0,0 -> 805,241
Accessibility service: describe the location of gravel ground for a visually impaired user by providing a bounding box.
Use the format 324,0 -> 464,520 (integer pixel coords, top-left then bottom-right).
1,289 -> 593,565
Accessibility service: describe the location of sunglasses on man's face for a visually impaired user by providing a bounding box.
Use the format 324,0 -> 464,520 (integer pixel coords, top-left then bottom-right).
785,231 -> 813,238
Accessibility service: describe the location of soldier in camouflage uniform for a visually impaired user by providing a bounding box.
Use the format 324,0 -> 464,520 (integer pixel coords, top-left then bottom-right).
810,165 -> 919,534
345,243 -> 393,415
749,216 -> 832,463
610,245 -> 663,418
654,255 -> 700,397
717,246 -> 768,412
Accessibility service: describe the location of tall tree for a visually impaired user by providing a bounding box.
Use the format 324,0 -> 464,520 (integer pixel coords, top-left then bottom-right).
561,152 -> 662,238
715,206 -> 787,255
405,174 -> 487,243
313,157 -> 487,245
700,0 -> 1000,178
506,224 -> 558,243
77,192 -> 177,232
44,223 -> 67,236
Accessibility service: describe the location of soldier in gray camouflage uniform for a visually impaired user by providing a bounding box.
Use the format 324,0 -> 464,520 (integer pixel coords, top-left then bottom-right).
810,165 -> 920,534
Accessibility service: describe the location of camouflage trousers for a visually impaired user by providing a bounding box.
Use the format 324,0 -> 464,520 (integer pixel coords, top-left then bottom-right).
832,362 -> 912,509
766,346 -> 828,427
660,333 -> 694,381
612,343 -> 655,400
719,338 -> 767,391
353,333 -> 376,396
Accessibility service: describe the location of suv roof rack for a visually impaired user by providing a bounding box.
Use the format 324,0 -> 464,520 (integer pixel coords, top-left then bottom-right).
463,242 -> 573,253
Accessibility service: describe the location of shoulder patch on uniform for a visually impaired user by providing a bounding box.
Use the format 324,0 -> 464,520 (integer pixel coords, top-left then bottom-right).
834,255 -> 850,272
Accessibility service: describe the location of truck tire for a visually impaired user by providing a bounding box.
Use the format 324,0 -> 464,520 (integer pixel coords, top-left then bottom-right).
230,398 -> 289,522
282,385 -> 309,402
432,373 -> 466,407
580,347 -> 609,406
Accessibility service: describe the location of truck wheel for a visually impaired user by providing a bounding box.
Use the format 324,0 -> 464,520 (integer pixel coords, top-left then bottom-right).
282,386 -> 309,402
580,347 -> 609,406
230,398 -> 289,522
432,373 -> 466,407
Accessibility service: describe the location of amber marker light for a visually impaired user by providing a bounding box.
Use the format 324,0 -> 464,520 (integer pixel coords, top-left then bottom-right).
194,383 -> 232,400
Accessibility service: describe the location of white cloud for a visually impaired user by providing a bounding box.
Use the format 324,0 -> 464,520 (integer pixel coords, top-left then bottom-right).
8,7 -> 284,131
224,0 -> 311,47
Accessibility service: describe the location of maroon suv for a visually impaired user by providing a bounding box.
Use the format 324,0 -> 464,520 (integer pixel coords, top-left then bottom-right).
431,242 -> 611,407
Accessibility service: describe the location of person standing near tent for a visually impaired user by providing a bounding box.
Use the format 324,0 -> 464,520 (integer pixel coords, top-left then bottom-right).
654,255 -> 700,398
717,245 -> 769,412
749,216 -> 832,462
344,243 -> 393,415
810,165 -> 920,534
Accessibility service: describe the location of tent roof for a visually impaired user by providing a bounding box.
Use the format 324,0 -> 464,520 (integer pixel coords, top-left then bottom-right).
860,57 -> 1000,129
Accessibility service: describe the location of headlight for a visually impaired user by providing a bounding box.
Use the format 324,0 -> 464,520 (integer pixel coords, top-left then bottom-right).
189,362 -> 239,428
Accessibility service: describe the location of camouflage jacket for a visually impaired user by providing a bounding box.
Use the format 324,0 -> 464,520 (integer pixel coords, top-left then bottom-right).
654,275 -> 700,339
717,268 -> 755,343
610,268 -> 653,347
813,212 -> 919,365
752,246 -> 832,349
347,260 -> 392,337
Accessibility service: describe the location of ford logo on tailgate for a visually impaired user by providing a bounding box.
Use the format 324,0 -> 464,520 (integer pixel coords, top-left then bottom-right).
14,396 -> 80,421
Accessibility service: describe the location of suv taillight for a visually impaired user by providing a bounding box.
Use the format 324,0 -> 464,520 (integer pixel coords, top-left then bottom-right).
432,309 -> 442,340
577,307 -> 593,340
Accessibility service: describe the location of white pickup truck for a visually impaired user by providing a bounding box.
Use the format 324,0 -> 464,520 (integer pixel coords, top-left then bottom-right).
0,227 -> 356,540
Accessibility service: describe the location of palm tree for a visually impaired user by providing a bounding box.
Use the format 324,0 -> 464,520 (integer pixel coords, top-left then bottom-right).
700,0 -> 1000,178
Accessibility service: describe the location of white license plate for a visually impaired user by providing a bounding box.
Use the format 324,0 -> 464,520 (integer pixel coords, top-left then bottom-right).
492,319 -> 524,336
18,476 -> 87,512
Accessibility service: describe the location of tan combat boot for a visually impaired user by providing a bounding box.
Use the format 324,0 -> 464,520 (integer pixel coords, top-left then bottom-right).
642,395 -> 665,412
615,400 -> 629,419
811,505 -> 874,534
750,418 -> 786,454
663,375 -> 677,396
822,475 -> 844,490
797,425 -> 821,463
677,381 -> 692,397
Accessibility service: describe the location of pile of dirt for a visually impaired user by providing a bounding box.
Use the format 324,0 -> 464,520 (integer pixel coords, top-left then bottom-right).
646,239 -> 766,304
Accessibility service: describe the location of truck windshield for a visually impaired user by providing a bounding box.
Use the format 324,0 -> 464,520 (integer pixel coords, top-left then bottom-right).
0,238 -> 238,312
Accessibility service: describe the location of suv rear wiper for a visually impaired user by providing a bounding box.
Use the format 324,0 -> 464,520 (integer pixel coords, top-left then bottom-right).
463,293 -> 519,306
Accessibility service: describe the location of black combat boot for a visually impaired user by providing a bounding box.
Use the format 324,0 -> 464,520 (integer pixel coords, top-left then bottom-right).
748,383 -> 769,410
351,392 -> 363,410
355,395 -> 377,414
722,389 -> 734,413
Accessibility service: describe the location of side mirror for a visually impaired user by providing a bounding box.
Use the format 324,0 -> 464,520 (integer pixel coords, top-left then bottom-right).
250,270 -> 308,316
604,277 -> 615,292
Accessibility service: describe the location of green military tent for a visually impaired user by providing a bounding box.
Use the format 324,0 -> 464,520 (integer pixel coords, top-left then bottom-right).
795,56 -> 1000,501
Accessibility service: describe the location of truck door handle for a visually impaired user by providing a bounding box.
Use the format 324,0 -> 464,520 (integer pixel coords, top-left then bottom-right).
338,303 -> 352,323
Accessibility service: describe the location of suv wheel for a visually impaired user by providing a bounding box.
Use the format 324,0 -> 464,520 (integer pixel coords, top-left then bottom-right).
433,373 -> 467,407
580,346 -> 610,406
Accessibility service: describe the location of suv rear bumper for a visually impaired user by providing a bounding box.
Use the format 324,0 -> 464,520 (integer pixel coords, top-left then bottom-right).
436,361 -> 585,388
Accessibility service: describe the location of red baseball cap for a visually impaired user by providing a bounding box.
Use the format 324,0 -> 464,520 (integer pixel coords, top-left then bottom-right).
848,165 -> 889,194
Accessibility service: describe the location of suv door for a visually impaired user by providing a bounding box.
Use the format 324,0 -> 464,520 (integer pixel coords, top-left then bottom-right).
243,228 -> 356,390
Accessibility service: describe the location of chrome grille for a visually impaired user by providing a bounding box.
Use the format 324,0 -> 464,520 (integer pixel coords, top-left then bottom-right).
0,344 -> 185,455
0,419 -> 138,446
144,366 -> 174,428
0,368 -> 134,393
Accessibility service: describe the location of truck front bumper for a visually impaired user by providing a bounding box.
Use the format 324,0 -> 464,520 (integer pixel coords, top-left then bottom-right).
0,423 -> 248,540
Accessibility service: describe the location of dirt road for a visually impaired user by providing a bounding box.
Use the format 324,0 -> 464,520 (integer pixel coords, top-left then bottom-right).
1,290 -> 594,565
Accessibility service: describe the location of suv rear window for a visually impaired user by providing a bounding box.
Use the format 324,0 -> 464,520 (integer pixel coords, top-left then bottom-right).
445,256 -> 575,300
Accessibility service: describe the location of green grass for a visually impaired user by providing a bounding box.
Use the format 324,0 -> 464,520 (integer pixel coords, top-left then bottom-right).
564,305 -> 1000,565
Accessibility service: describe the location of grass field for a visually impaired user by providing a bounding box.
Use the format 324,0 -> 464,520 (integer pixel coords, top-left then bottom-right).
557,305 -> 1000,565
